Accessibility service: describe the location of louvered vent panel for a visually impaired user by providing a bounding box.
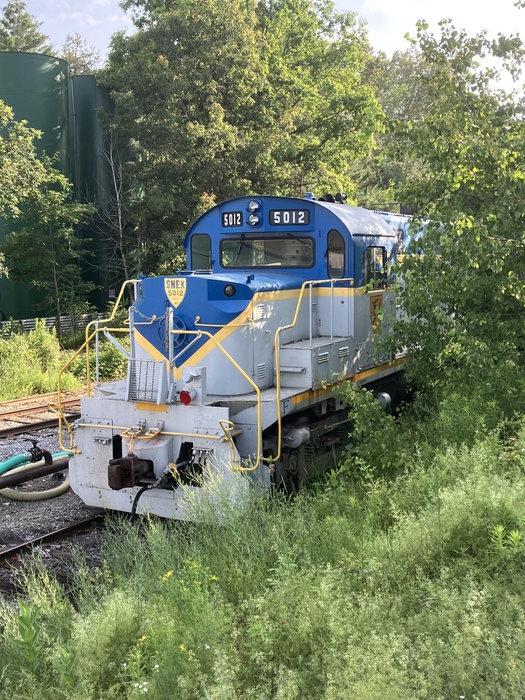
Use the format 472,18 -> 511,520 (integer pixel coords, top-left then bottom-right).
256,363 -> 267,381
339,346 -> 350,358
253,304 -> 265,321
127,359 -> 163,402
318,352 -> 329,364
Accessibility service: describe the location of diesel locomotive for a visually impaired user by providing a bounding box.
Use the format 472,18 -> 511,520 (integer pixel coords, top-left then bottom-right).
60,195 -> 411,519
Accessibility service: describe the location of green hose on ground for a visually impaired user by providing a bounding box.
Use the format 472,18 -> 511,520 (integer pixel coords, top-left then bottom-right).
0,451 -> 73,501
0,453 -> 30,476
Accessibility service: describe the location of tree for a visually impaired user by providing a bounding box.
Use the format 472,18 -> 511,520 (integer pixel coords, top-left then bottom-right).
2,160 -> 95,332
385,20 -> 525,388
0,100 -> 53,218
89,130 -> 148,289
0,100 -> 95,324
0,0 -> 53,53
99,0 -> 379,272
60,33 -> 101,75
350,47 -> 435,209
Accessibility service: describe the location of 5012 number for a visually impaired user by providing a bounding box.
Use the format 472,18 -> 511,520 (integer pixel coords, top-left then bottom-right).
270,209 -> 310,225
222,212 -> 242,227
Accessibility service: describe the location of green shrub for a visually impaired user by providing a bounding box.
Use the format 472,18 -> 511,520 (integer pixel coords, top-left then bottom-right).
334,381 -> 406,481
0,321 -> 82,398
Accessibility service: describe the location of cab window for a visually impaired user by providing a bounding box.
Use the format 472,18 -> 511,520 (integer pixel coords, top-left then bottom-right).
327,229 -> 345,278
190,234 -> 211,270
364,246 -> 386,288
221,237 -> 314,268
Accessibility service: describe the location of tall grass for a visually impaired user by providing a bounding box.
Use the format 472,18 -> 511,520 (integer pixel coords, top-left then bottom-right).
0,320 -> 79,398
0,319 -> 128,399
2,378 -> 525,697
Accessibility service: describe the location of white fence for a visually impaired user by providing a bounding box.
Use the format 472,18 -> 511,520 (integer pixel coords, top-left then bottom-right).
0,314 -> 106,335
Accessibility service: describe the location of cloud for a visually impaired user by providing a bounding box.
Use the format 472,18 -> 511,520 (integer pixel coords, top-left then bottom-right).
350,0 -> 525,58
361,0 -> 524,35
362,0 -> 419,18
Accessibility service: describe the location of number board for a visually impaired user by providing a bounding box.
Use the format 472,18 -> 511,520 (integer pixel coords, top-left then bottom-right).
269,209 -> 310,226
222,211 -> 243,228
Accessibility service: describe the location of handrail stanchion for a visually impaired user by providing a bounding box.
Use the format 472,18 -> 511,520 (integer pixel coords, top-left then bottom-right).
95,320 -> 100,386
309,283 -> 313,347
330,281 -> 334,342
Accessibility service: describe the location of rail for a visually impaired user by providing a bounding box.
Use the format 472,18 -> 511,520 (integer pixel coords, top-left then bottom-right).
0,314 -> 105,336
56,325 -> 130,453
0,515 -> 104,563
57,277 -> 352,472
170,327 -> 261,471
194,316 -> 254,328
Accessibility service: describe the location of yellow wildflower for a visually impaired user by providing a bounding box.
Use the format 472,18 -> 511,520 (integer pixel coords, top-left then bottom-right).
161,571 -> 173,583
179,644 -> 185,652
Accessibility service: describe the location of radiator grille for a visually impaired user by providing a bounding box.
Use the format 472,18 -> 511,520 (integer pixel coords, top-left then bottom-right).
127,359 -> 164,402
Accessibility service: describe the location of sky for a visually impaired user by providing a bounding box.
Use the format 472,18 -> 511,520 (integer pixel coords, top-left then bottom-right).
16,0 -> 525,60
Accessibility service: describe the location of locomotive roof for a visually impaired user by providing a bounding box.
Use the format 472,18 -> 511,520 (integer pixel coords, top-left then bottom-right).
314,201 -> 397,238
185,195 -> 398,242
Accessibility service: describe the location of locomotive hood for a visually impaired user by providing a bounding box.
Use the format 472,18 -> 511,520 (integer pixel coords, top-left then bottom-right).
132,270 -> 302,368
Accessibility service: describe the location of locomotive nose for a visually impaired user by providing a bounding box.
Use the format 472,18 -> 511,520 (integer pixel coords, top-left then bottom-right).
133,273 -> 256,362
171,275 -> 254,328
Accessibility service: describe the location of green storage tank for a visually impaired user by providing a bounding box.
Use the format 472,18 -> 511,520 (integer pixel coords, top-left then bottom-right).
0,52 -> 69,320
68,75 -> 114,310
0,52 -> 69,172
69,75 -> 112,206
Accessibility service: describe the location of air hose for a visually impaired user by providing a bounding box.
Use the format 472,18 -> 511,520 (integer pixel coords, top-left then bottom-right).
130,463 -> 183,519
0,451 -> 73,501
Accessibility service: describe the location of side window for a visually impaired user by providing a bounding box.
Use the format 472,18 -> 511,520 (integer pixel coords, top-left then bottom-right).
327,229 -> 345,279
364,246 -> 386,288
190,234 -> 211,270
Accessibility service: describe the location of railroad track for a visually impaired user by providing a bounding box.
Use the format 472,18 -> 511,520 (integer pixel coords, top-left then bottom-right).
0,514 -> 105,594
0,514 -> 104,562
0,393 -> 82,437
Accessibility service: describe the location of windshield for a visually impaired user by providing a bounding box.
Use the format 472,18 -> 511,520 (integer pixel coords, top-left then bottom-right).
221,237 -> 314,268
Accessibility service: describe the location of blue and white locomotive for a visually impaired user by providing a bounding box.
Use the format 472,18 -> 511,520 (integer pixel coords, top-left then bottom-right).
66,195 -> 408,518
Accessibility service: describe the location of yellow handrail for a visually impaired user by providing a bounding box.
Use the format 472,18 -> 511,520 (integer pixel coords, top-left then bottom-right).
84,280 -> 139,395
61,278 -> 357,472
195,315 -> 254,328
273,278 -> 354,464
219,419 -> 242,467
57,326 -> 130,452
172,328 -> 263,472
75,422 -> 223,442
58,321 -> 260,470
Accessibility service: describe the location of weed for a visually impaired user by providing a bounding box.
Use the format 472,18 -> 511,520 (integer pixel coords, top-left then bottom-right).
16,601 -> 40,677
